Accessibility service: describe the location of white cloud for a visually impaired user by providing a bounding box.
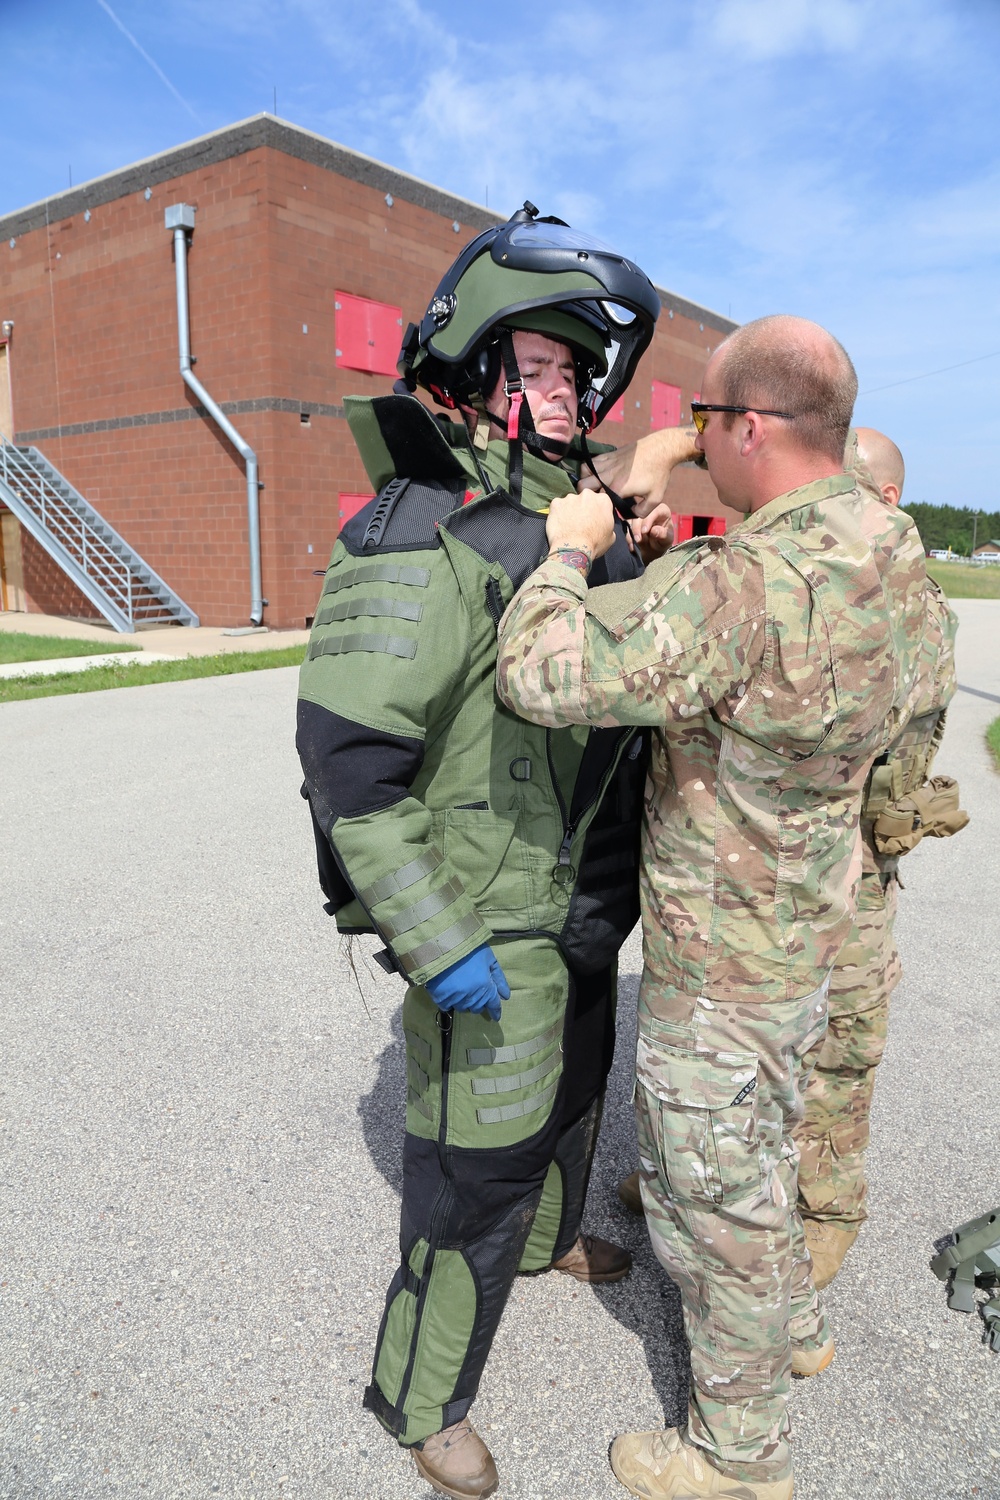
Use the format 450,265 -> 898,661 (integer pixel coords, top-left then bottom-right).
712,0 -> 864,60
3,0 -> 999,505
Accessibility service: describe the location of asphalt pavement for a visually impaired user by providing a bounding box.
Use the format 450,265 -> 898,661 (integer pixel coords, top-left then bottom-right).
0,599 -> 997,1500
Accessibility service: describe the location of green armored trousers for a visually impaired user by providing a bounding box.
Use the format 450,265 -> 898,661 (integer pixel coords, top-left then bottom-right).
363,936 -> 616,1446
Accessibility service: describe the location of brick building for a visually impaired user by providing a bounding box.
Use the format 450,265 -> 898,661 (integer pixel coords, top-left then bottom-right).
0,115 -> 737,631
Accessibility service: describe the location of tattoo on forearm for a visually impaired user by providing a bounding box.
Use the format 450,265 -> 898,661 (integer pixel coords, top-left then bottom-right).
548,546 -> 592,577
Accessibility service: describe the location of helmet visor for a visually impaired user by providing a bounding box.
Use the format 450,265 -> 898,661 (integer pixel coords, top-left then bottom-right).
506,222 -> 622,256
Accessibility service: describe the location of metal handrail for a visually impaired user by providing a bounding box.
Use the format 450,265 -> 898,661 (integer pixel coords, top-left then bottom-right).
0,440 -> 138,620
0,436 -> 199,631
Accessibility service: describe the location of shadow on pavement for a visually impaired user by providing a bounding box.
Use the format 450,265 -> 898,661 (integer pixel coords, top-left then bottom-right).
587,969 -> 691,1431
357,1004 -> 406,1197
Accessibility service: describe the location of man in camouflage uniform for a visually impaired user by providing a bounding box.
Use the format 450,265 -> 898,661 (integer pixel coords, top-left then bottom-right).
795,428 -> 965,1288
298,205 -> 675,1499
496,316 -> 927,1499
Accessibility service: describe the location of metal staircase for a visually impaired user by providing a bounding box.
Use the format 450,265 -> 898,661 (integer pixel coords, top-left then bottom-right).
0,437 -> 199,632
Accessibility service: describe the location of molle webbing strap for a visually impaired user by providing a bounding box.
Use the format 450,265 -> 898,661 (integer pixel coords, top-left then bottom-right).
361,851 -> 444,909
324,563 -> 431,595
308,632 -> 417,662
398,911 -> 486,973
406,1086 -> 432,1120
407,1056 -> 430,1094
864,709 -> 945,816
930,1207 -> 1000,1314
404,1028 -> 433,1062
379,879 -> 466,941
466,1019 -> 563,1068
927,705 -> 948,776
476,1078 -> 559,1126
314,597 -> 424,627
471,1052 -> 561,1096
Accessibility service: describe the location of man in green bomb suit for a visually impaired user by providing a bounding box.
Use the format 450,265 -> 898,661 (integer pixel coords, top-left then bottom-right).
297,204 -> 682,1499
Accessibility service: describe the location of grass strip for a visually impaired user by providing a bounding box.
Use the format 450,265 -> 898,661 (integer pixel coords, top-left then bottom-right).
988,716 -> 1000,773
926,561 -> 1000,599
0,646 -> 306,704
0,630 -> 140,664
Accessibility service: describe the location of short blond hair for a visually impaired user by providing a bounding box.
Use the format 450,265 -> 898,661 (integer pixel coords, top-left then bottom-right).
716,315 -> 857,464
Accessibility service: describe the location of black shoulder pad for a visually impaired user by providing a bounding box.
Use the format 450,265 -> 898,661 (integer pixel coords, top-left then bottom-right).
441,492 -> 549,590
341,477 -> 465,556
443,496 -> 644,591
369,395 -> 469,485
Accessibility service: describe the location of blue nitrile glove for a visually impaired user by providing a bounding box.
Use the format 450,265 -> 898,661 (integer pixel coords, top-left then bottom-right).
424,944 -> 511,1023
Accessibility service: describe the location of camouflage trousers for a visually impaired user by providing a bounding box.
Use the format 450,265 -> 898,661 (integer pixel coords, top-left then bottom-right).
635,981 -> 831,1484
795,873 -> 901,1228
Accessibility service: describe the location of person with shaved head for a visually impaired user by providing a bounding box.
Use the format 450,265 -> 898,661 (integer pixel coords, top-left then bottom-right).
794,426 -> 966,1288
856,425 -> 905,505
494,315 -> 928,1498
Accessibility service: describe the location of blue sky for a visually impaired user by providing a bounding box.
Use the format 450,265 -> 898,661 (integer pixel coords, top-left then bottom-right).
2,0 -> 1000,516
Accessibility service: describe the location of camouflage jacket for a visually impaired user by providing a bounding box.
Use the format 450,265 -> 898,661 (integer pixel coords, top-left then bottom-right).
843,436 -> 960,876
861,577 -> 958,876
496,472 -> 927,1002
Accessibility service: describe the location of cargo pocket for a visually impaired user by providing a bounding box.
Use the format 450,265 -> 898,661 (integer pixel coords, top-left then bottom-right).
636,1034 -> 761,1206
442,809 -> 521,916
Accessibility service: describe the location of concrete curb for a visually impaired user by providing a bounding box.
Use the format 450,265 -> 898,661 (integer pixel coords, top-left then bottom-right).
0,651 -> 179,680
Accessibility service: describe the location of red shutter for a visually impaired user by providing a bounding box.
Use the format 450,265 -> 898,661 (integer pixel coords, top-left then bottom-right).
708,517 -> 727,536
339,493 -> 374,524
650,381 -> 681,430
603,396 -> 625,423
335,293 -> 403,376
673,515 -> 693,544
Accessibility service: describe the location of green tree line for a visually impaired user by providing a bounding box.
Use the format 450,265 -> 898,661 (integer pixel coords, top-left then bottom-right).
902,502 -> 1000,555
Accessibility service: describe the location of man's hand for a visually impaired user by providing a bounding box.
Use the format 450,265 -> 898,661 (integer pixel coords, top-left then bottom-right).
579,426 -> 701,517
629,503 -> 674,563
545,489 -> 616,561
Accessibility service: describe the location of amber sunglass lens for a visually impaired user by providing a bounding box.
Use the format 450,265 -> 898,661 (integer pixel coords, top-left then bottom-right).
692,409 -> 706,434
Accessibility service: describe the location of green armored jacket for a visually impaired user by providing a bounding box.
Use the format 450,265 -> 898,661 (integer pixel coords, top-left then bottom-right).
297,394 -> 648,986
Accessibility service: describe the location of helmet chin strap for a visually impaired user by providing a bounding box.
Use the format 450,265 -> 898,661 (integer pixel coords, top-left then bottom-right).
577,426 -> 634,522
479,329 -> 632,520
492,329 -> 572,505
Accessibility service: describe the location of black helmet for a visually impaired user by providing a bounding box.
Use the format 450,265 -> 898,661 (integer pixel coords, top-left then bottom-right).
398,202 -> 660,431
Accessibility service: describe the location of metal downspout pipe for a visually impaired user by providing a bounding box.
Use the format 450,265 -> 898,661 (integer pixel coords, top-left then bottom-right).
166,204 -> 263,626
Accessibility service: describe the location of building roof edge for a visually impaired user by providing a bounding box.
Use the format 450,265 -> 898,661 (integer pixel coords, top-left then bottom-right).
0,114 -> 497,241
0,113 -> 737,334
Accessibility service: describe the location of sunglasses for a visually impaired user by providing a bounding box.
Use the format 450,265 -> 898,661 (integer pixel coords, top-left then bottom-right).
690,401 -> 796,434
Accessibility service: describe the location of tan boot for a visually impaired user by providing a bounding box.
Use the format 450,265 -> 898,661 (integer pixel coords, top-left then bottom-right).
411,1419 -> 499,1499
618,1169 -> 644,1215
609,1427 -> 793,1498
790,1335 -> 835,1379
550,1233 -> 632,1283
803,1218 -> 859,1291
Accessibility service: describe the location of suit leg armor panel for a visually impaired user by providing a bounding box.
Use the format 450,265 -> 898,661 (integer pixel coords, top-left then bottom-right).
518,965 -> 616,1269
365,938 -> 617,1444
